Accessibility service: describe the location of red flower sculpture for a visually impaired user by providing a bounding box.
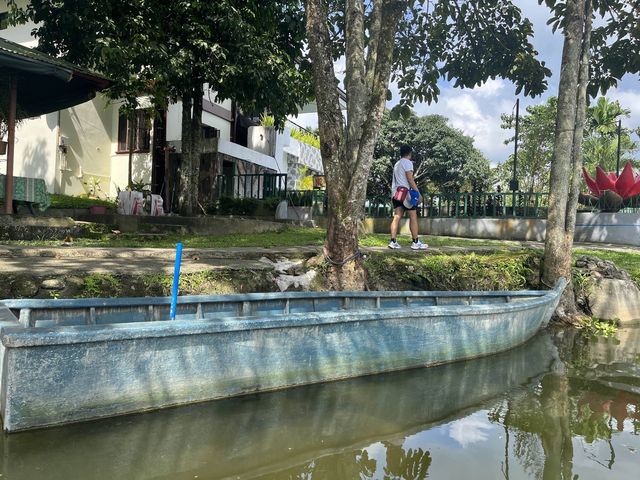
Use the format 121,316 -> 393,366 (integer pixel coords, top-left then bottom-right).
583,162 -> 640,199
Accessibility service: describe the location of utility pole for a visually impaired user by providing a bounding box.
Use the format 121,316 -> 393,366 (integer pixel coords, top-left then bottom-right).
616,119 -> 622,176
509,98 -> 520,216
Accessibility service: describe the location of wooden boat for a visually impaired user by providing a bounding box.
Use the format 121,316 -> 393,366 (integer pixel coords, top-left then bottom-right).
0,280 -> 565,432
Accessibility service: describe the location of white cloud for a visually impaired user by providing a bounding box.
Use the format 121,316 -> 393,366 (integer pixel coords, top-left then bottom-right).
474,78 -> 507,98
414,90 -> 514,164
449,416 -> 494,448
607,89 -> 640,133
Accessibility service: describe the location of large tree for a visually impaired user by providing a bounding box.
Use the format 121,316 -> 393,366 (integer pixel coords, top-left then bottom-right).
369,111 -> 493,196
540,0 -> 639,321
11,0 -> 312,215
305,0 -> 550,289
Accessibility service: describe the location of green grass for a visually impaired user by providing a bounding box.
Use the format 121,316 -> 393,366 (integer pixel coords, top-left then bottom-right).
359,235 -> 518,249
3,227 -> 520,250
50,194 -> 116,210
365,250 -> 539,291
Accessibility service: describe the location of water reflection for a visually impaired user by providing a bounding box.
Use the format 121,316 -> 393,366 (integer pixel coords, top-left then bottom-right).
489,328 -> 640,480
0,328 -> 638,479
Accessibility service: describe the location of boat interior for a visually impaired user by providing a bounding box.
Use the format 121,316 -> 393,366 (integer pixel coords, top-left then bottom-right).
1,290 -> 549,328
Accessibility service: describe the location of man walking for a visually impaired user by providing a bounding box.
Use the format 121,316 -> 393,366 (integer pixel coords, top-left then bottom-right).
389,145 -> 428,250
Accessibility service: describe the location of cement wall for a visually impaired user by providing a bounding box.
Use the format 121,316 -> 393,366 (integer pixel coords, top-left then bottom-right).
364,212 -> 640,247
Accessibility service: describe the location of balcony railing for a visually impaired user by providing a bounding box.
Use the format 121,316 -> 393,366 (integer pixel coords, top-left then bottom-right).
215,173 -> 287,200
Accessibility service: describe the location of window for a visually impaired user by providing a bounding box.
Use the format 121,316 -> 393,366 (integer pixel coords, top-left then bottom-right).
0,12 -> 9,30
203,125 -> 219,139
117,109 -> 151,153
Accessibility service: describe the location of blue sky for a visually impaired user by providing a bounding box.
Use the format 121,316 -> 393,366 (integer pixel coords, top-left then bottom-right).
291,0 -> 640,165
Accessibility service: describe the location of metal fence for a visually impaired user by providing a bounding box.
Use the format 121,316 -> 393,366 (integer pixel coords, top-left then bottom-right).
217,183 -> 640,219
365,192 -> 550,218
215,174 -> 288,200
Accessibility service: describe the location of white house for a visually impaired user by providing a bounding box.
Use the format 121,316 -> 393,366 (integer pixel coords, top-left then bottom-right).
0,0 -> 325,207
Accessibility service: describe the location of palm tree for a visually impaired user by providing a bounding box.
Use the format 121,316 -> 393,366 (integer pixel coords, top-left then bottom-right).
583,97 -> 639,172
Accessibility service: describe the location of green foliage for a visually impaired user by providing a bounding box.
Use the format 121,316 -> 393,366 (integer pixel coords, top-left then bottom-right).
583,97 -> 639,172
370,111 -> 493,196
81,273 -> 121,298
294,166 -> 315,191
290,128 -> 321,149
390,1 -> 551,106
50,194 -> 116,210
499,97 -> 558,193
497,96 -> 639,192
259,114 -> 275,127
213,197 -> 260,216
540,0 -> 640,96
582,317 -> 619,338
11,0 -> 312,123
262,197 -> 282,213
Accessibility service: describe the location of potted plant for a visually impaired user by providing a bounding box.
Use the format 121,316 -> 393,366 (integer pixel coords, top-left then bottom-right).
89,204 -> 108,215
82,176 -> 109,214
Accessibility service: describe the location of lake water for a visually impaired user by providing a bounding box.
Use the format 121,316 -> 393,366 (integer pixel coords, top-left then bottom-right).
0,327 -> 638,479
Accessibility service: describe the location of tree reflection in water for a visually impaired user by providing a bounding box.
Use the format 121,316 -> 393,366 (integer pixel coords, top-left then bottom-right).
383,442 -> 431,480
488,329 -> 640,480
256,442 -> 431,480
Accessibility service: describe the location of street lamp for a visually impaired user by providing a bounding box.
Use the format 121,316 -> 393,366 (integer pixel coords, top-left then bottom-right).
508,98 -> 520,193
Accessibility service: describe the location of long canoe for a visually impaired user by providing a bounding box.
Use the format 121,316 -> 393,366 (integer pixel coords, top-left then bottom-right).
0,280 -> 565,432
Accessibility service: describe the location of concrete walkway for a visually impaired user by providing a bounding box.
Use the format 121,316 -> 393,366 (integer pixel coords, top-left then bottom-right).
0,237 -> 636,276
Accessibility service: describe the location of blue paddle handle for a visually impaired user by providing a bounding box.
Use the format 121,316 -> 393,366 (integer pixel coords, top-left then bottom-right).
169,243 -> 183,320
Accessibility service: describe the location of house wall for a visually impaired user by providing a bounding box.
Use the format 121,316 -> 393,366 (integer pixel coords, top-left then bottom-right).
57,96 -> 114,198
0,113 -> 59,192
166,99 -> 233,145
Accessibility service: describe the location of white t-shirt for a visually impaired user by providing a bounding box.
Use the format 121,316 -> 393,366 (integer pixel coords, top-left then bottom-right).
391,158 -> 414,196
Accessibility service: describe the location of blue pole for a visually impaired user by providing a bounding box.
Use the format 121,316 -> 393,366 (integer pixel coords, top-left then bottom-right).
169,243 -> 183,320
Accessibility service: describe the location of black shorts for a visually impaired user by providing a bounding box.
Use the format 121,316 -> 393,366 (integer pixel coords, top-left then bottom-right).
392,199 -> 416,211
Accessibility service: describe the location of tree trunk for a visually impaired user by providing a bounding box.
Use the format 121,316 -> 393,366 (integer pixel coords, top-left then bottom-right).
178,88 -> 202,216
543,0 -> 592,322
128,111 -> 135,189
306,0 -> 405,290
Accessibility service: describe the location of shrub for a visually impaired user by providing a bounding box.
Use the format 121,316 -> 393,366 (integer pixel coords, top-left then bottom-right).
290,128 -> 320,149
263,197 -> 282,212
215,197 -> 260,216
50,194 -> 116,210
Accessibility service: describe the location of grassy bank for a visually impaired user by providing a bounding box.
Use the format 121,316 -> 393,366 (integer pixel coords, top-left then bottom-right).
365,251 -> 540,291
4,227 -> 517,249
573,248 -> 640,285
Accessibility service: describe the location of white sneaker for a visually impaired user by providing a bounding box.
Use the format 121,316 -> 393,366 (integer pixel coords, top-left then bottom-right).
411,240 -> 428,250
388,241 -> 401,249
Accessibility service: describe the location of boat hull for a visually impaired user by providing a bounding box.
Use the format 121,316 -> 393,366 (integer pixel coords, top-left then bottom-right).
0,283 -> 564,432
